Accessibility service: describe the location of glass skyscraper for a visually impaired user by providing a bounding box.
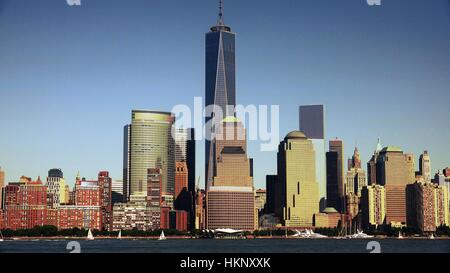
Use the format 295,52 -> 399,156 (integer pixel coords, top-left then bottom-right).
124,110 -> 175,200
205,5 -> 236,189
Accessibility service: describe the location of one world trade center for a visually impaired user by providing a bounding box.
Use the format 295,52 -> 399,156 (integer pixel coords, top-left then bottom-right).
205,0 -> 236,189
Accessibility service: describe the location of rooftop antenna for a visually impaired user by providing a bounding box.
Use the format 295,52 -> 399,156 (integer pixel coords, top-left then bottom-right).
218,0 -> 224,25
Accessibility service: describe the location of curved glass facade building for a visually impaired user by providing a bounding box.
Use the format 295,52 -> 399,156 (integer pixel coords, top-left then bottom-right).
125,110 -> 175,199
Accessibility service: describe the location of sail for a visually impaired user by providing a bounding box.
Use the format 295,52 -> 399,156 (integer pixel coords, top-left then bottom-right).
118,230 -> 122,239
87,229 -> 94,240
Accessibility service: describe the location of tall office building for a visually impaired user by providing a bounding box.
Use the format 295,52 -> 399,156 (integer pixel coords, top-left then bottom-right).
326,139 -> 344,213
367,138 -> 383,185
266,174 -> 287,227
98,171 -> 112,231
205,1 -> 236,189
406,181 -> 449,233
360,184 -> 386,229
147,168 -> 162,229
265,175 -> 280,215
326,151 -> 340,212
0,167 -> 4,209
346,147 -> 366,196
299,105 -> 326,202
377,146 -> 415,226
123,110 -> 175,200
348,147 -> 362,170
175,128 -> 189,161
195,188 -> 205,230
434,170 -> 450,213
174,128 -> 195,192
123,124 -> 130,202
174,161 -> 190,213
328,139 -> 345,212
419,151 -> 431,183
345,168 -> 366,196
46,168 -> 67,208
277,131 -> 319,227
174,128 -> 196,229
206,117 -> 255,231
174,162 -> 188,199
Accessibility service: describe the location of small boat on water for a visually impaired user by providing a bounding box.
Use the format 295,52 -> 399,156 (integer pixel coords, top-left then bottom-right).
293,229 -> 327,238
346,229 -> 374,239
117,230 -> 122,240
86,229 -> 94,241
429,233 -> 435,240
158,231 -> 166,241
398,231 -> 404,239
0,230 -> 4,242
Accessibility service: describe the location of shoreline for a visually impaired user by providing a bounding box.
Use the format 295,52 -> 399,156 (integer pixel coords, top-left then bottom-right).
3,236 -> 449,241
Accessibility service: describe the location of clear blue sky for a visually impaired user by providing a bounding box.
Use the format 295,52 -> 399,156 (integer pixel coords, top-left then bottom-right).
1,0 -> 449,189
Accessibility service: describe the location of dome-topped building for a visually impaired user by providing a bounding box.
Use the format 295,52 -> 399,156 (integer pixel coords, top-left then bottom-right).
284,130 -> 307,140
277,129 -> 319,227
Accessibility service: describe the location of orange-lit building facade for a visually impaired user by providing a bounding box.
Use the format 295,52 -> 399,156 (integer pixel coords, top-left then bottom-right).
406,181 -> 449,233
98,171 -> 112,231
58,206 -> 102,230
195,189 -> 205,230
3,177 -> 48,230
75,179 -> 101,206
174,162 -> 188,200
3,174 -> 104,231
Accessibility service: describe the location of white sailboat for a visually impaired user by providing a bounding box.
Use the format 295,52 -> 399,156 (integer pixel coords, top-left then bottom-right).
346,229 -> 374,239
117,230 -> 122,240
87,229 -> 94,240
158,230 -> 166,241
0,230 -> 4,242
429,233 -> 435,240
398,231 -> 404,239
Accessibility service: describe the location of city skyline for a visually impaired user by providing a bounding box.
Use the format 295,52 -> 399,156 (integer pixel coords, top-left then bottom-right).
1,0 -> 450,188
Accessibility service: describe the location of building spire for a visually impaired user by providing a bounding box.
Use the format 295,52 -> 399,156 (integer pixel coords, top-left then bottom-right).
218,0 -> 224,25
210,0 -> 231,32
375,137 -> 382,153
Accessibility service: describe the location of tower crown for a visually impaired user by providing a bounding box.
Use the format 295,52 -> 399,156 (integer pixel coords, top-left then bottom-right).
211,0 -> 231,32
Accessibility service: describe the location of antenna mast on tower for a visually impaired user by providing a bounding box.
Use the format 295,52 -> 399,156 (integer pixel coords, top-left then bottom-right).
218,0 -> 224,25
